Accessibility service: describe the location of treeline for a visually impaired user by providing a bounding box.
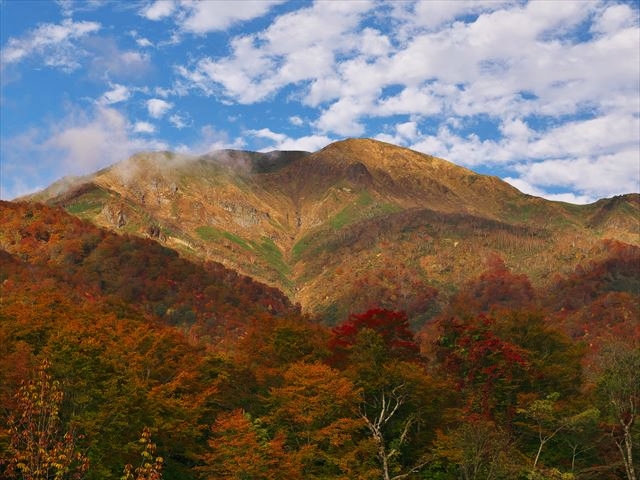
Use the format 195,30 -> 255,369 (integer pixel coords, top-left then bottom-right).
0,202 -> 638,479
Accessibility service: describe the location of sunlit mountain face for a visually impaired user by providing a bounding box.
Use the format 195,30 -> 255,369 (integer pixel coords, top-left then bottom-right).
27,138 -> 640,326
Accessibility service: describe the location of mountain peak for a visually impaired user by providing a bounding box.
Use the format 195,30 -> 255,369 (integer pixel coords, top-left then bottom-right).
23,139 -> 639,320
319,137 -> 415,160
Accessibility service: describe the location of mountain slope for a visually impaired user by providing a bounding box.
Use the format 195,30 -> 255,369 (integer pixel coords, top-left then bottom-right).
27,138 -> 640,325
0,201 -> 296,345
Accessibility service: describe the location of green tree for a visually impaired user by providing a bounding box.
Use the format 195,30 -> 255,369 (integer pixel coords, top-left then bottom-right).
597,348 -> 639,480
4,359 -> 88,480
121,427 -> 163,480
331,310 -> 446,480
433,416 -> 523,480
516,393 -> 598,471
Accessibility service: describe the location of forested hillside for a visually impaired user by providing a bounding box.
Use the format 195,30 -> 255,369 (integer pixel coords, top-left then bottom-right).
1,202 -> 638,479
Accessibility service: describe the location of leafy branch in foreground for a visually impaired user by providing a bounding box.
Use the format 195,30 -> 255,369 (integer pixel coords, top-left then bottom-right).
4,358 -> 88,480
121,427 -> 163,480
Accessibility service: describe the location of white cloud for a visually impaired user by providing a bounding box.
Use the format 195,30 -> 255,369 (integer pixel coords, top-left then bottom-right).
513,150 -> 640,200
140,0 -> 176,21
176,0 -> 638,145
375,121 -> 420,146
45,105 -> 168,174
289,116 -> 304,126
56,0 -> 107,18
591,3 -> 637,34
393,0 -> 509,32
146,98 -> 173,118
154,86 -> 173,98
273,135 -> 334,152
177,1 -> 373,103
526,114 -> 639,159
407,111 -> 640,169
179,1 -> 285,34
314,96 -> 369,136
375,85 -> 443,117
248,128 -> 333,152
133,121 -> 155,133
128,29 -> 154,48
136,37 -> 153,48
100,83 -> 130,105
169,113 -> 189,129
249,128 -> 287,143
1,19 -> 100,70
395,121 -> 419,142
503,177 -> 594,204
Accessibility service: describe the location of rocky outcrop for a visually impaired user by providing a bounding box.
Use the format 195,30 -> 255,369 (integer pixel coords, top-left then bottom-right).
147,224 -> 166,241
346,162 -> 373,186
102,204 -> 127,228
217,200 -> 269,227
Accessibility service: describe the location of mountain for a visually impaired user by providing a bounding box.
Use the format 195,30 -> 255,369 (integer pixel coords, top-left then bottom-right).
27,138 -> 640,325
3,142 -> 639,480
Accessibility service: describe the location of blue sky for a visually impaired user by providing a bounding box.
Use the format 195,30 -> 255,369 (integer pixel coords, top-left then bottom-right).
1,0 -> 639,203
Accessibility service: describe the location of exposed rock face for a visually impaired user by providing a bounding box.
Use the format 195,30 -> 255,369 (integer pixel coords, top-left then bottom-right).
102,204 -> 127,228
346,162 -> 373,186
147,224 -> 166,241
217,200 -> 269,227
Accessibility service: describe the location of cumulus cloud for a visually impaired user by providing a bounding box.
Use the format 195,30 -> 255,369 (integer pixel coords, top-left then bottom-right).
2,105 -> 170,199
375,121 -> 421,145
46,106 -> 167,173
1,19 -> 100,70
408,111 -> 639,167
140,0 -> 176,21
140,0 -> 283,34
146,98 -> 173,118
392,0 -> 509,32
179,1 -> 284,34
512,150 -> 640,200
248,128 -> 333,152
272,135 -> 334,152
99,83 -> 130,105
591,3 -> 638,34
503,177 -> 595,205
177,1 -> 374,103
249,128 -> 287,143
177,0 -> 638,137
133,121 -> 155,133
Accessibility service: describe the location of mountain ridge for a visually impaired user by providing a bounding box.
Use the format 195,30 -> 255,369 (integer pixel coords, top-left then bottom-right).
24,138 -> 640,325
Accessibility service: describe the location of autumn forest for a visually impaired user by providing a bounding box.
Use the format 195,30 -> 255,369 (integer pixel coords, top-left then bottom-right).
0,198 -> 638,480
